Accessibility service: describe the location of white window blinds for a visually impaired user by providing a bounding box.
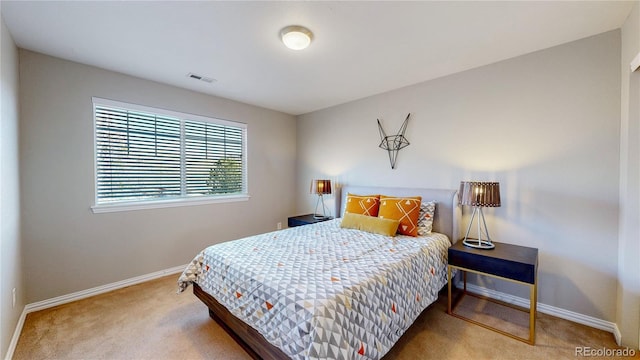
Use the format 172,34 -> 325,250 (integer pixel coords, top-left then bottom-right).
93,98 -> 247,208
184,120 -> 244,195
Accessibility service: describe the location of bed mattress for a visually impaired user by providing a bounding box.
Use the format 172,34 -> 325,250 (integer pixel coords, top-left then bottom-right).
178,218 -> 451,359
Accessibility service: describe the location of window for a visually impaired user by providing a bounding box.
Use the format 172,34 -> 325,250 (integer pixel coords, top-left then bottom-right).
92,98 -> 248,213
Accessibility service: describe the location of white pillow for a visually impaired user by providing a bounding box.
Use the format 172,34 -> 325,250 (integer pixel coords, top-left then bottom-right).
417,201 -> 436,235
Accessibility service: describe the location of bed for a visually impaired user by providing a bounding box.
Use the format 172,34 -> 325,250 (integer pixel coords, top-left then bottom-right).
178,185 -> 461,359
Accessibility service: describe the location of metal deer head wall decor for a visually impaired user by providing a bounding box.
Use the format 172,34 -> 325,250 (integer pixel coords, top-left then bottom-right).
377,113 -> 410,169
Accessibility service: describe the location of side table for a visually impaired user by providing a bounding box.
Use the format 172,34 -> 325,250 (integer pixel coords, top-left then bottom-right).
447,240 -> 538,345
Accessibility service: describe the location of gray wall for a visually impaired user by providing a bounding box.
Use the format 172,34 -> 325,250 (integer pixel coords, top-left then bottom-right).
617,0 -> 640,348
19,50 -> 297,303
0,12 -> 24,359
297,31 -> 621,323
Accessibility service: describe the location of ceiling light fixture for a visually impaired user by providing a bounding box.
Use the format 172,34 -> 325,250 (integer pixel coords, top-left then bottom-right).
280,25 -> 313,50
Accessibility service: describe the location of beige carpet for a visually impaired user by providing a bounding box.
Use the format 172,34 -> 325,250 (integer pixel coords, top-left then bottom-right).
13,275 -> 636,360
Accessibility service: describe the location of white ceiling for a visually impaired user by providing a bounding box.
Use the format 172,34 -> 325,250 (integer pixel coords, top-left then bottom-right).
1,1 -> 634,115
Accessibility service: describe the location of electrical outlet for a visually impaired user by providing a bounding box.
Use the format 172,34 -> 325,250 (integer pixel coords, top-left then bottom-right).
12,288 -> 16,308
277,222 -> 282,230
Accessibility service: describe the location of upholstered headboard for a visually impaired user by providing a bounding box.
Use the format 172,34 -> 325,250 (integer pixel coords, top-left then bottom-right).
339,185 -> 462,244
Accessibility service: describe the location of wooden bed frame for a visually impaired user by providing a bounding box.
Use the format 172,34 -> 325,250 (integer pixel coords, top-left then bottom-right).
194,283 -> 288,360
192,185 -> 461,359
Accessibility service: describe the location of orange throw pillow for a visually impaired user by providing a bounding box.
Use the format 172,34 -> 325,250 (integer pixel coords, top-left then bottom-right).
345,193 -> 380,217
378,196 -> 422,236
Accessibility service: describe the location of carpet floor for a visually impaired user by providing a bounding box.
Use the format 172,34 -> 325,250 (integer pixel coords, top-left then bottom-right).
13,274 -> 635,360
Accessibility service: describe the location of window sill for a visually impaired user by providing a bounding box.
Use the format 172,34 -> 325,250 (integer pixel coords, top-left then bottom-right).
91,194 -> 250,213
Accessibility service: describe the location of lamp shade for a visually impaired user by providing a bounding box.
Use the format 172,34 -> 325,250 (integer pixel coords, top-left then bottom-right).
459,181 -> 501,207
310,179 -> 332,195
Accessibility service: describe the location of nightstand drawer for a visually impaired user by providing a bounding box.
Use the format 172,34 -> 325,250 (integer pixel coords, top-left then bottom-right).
287,214 -> 333,228
448,241 -> 538,284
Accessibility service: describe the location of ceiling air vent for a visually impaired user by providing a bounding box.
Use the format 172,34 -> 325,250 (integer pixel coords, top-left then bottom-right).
187,73 -> 216,83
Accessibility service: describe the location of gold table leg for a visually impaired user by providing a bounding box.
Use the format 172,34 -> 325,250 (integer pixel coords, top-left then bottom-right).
447,265 -> 537,345
447,266 -> 452,314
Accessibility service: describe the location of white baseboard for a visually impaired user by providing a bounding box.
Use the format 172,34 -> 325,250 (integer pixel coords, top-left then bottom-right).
457,281 -> 619,335
25,264 -> 186,313
5,264 -> 186,360
4,308 -> 27,360
614,324 -> 622,346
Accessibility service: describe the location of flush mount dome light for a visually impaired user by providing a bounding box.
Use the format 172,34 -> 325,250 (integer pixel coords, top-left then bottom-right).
280,25 -> 313,50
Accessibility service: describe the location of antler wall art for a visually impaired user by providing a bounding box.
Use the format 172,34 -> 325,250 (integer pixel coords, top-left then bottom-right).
377,113 -> 410,169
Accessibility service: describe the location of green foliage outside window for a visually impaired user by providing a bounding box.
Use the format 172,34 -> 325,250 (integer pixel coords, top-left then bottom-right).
207,158 -> 243,194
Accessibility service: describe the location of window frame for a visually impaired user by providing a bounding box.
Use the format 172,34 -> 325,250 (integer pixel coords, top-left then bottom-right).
91,97 -> 249,213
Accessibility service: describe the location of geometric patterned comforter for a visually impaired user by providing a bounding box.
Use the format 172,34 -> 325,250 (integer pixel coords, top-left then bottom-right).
178,219 -> 451,359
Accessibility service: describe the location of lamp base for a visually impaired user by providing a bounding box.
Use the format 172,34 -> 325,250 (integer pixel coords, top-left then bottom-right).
314,194 -> 330,220
462,238 -> 495,250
